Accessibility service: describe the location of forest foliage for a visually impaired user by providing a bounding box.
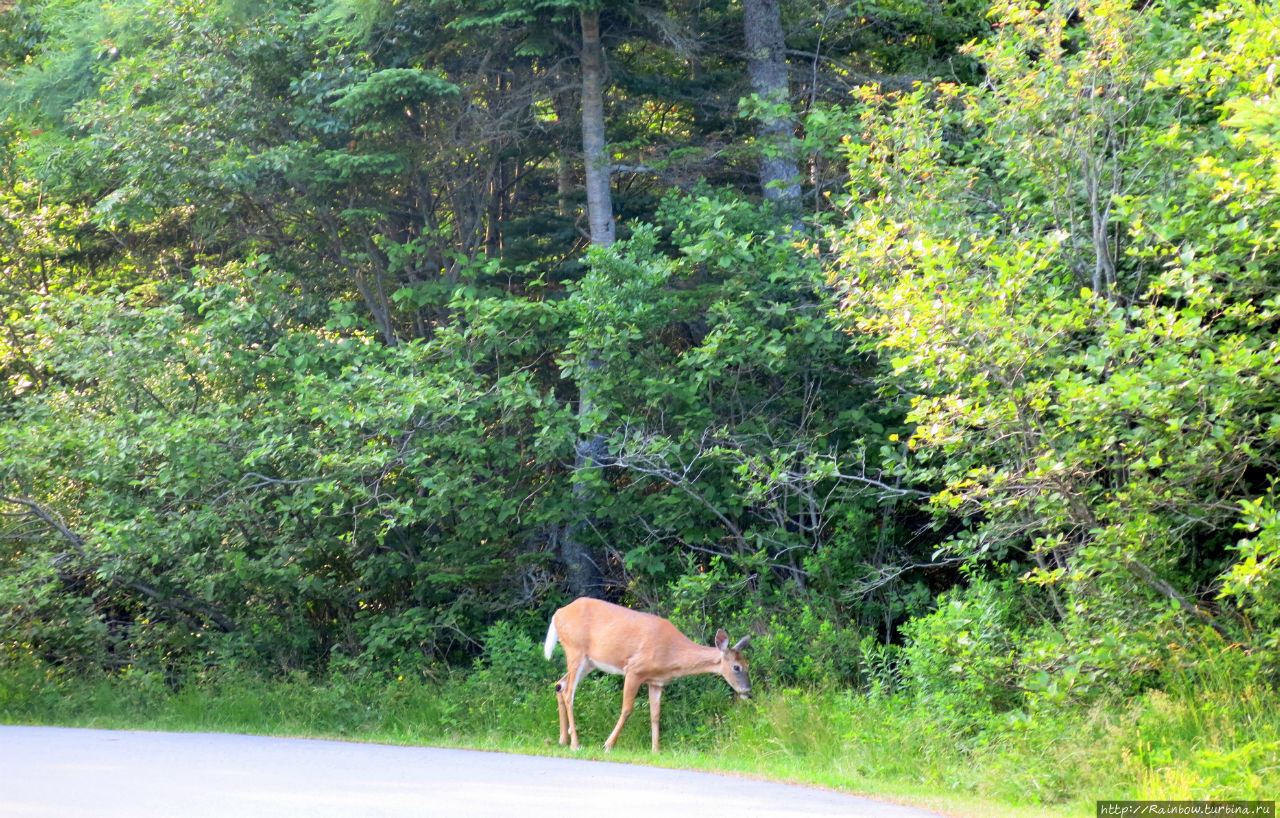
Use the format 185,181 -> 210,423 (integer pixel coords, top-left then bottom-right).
1,0 -> 1279,787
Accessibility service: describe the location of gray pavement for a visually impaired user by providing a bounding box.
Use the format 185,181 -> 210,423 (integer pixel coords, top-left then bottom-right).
0,726 -> 940,817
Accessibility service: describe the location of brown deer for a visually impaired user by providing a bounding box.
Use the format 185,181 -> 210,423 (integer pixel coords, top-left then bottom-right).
543,597 -> 752,752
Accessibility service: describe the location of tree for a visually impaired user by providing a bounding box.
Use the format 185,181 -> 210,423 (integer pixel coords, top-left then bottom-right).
560,5 -> 613,597
742,0 -> 799,204
579,7 -> 614,247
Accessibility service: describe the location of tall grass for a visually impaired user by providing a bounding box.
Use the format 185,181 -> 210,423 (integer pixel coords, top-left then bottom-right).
2,645 -> 1275,818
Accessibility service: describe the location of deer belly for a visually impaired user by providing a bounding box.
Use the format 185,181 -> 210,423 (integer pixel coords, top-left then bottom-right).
588,657 -> 625,675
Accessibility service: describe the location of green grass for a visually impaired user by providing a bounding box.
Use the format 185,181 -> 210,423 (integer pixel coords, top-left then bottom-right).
1,657 -> 1275,818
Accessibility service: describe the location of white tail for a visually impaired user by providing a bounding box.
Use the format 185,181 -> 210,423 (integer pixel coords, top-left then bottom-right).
545,596 -> 752,753
543,620 -> 559,660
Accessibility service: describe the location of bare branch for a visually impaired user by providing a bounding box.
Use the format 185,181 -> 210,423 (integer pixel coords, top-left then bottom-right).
0,494 -> 87,556
1125,558 -> 1229,638
843,556 -> 968,600
0,494 -> 236,633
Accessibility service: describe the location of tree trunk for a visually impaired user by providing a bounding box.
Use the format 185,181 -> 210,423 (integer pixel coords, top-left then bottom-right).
580,8 -> 615,247
742,0 -> 800,205
553,75 -> 576,220
557,8 -> 613,598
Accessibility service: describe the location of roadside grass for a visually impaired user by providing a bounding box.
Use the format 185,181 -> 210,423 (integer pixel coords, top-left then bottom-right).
2,654 -> 1276,818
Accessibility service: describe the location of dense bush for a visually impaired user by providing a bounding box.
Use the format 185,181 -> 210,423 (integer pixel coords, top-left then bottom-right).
828,0 -> 1280,707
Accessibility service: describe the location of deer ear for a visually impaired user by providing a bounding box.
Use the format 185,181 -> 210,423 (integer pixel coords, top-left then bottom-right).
714,629 -> 729,651
732,634 -> 751,652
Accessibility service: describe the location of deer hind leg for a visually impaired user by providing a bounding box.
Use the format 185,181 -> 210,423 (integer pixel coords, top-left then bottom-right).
554,675 -> 569,746
559,655 -> 591,751
648,683 -> 664,753
604,673 -> 642,751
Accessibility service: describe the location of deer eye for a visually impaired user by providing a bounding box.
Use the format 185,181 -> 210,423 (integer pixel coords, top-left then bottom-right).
733,664 -> 742,672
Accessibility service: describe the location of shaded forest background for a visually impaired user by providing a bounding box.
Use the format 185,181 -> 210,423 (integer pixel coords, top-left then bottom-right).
1,0 -> 1278,783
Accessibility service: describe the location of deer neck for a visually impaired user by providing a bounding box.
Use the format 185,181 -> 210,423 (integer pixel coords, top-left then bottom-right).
671,639 -> 723,679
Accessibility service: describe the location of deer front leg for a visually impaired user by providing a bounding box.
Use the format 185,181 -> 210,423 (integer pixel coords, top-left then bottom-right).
648,683 -> 663,753
604,674 -> 642,751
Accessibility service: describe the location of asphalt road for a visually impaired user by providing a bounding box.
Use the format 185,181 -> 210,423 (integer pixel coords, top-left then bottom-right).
0,726 -> 941,817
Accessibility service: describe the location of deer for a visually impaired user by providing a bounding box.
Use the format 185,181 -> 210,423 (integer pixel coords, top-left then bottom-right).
542,596 -> 752,753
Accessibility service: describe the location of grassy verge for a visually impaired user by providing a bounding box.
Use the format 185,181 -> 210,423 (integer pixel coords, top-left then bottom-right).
2,656 -> 1275,818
